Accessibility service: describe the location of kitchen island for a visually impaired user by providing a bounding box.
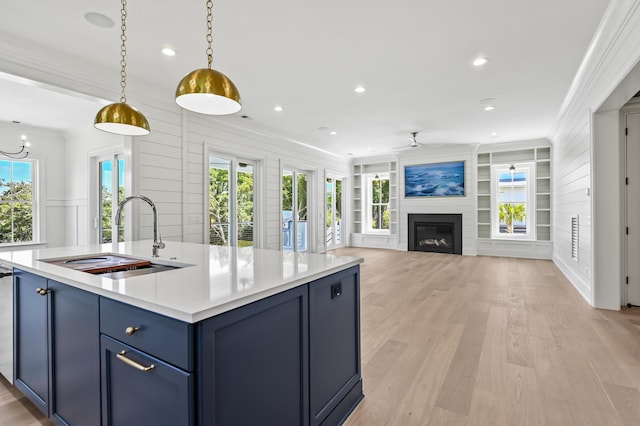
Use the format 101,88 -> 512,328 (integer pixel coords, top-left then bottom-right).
0,241 -> 364,426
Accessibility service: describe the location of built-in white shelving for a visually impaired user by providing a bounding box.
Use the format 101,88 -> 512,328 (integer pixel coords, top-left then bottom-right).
476,147 -> 551,241
351,159 -> 398,248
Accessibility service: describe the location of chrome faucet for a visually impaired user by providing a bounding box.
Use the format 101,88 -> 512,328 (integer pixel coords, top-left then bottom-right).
115,195 -> 165,257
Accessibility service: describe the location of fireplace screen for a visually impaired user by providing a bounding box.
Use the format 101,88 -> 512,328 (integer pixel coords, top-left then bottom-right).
415,223 -> 453,252
408,213 -> 462,254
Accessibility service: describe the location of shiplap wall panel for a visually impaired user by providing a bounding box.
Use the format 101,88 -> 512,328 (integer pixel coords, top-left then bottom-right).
133,101 -> 183,243
549,1 -> 640,307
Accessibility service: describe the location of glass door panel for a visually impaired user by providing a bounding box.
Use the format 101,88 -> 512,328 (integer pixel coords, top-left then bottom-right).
99,157 -> 125,243
209,157 -> 231,246
282,169 -> 309,252
237,162 -> 254,247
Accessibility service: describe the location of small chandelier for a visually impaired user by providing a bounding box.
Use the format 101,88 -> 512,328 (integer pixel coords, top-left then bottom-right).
175,0 -> 241,115
94,0 -> 150,136
1,134 -> 30,159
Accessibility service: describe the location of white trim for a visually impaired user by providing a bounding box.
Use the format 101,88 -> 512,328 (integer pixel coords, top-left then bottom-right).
0,156 -> 40,244
553,253 -> 593,306
363,172 -> 391,234
206,149 -> 261,248
490,162 -> 536,240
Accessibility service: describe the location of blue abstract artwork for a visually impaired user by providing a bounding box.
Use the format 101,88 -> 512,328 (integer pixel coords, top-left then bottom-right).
404,161 -> 465,197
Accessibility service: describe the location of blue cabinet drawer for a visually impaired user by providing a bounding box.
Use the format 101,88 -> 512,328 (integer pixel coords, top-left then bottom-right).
100,298 -> 194,371
101,335 -> 194,426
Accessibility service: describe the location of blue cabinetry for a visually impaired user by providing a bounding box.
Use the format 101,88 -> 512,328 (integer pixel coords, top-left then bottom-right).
14,270 -> 49,414
198,284 -> 310,426
100,335 -> 194,426
14,269 -> 101,425
14,265 -> 362,425
310,266 -> 363,426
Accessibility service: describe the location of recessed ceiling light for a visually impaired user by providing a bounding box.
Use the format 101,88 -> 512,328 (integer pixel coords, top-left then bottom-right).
330,131 -> 337,135
354,86 -> 366,93
473,57 -> 489,67
274,105 -> 283,112
490,132 -> 498,138
484,105 -> 496,111
161,47 -> 176,57
84,12 -> 114,28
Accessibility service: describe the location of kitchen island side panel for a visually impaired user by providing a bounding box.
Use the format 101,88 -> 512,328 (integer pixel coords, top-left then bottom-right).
197,284 -> 310,426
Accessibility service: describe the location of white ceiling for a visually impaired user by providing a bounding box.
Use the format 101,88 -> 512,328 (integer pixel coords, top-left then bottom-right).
0,0 -> 611,157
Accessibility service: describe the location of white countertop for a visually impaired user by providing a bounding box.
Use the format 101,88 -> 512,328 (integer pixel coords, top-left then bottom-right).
0,241 -> 362,323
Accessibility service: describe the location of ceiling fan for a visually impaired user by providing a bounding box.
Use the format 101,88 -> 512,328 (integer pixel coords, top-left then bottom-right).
393,132 -> 424,150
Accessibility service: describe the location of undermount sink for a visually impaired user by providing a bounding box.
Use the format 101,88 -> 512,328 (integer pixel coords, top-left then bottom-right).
92,263 -> 180,279
40,254 -> 187,279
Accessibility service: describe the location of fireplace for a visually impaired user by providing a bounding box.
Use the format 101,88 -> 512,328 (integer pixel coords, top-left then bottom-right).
408,214 -> 462,254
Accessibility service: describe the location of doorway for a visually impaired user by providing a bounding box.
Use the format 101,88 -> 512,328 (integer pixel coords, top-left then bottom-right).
625,108 -> 640,305
326,175 -> 344,249
208,155 -> 256,247
282,168 -> 309,252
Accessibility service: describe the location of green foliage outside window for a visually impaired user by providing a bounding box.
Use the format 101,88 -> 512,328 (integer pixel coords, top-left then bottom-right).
0,179 -> 33,243
101,186 -> 125,243
371,178 -> 390,230
209,166 -> 254,246
498,203 -> 526,234
282,173 -> 307,220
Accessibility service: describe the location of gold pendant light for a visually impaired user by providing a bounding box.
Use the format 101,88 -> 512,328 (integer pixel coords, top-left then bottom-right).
95,0 -> 150,136
175,0 -> 241,115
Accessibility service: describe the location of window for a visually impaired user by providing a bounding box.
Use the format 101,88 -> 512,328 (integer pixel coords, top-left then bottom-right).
326,175 -> 344,248
282,169 -> 308,251
365,173 -> 389,233
98,156 -> 125,243
209,155 -> 255,247
0,159 -> 36,244
492,163 -> 535,239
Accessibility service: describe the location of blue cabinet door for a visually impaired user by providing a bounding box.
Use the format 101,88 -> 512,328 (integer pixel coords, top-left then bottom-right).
101,335 -> 194,426
309,266 -> 363,426
49,280 -> 100,426
14,269 -> 49,415
198,284 -> 309,426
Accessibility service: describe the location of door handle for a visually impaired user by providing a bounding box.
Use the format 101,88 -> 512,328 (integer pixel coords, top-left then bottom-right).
116,350 -> 155,372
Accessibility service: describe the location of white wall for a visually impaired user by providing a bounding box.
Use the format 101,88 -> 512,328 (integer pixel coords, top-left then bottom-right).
551,0 -> 640,308
63,125 -> 123,247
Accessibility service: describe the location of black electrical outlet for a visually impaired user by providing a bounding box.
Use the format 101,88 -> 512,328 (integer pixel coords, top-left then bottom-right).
331,283 -> 342,299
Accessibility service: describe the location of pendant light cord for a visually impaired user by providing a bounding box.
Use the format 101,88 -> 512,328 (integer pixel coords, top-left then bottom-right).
206,0 -> 214,69
120,0 -> 128,104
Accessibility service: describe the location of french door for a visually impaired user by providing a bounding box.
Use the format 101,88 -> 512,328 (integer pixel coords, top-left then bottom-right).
98,154 -> 125,243
209,155 -> 255,247
282,169 -> 309,252
326,176 -> 344,249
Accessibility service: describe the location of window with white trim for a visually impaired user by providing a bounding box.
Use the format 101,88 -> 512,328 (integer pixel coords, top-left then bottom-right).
491,163 -> 535,239
364,173 -> 389,233
98,154 -> 125,243
0,159 -> 36,244
209,154 -> 256,247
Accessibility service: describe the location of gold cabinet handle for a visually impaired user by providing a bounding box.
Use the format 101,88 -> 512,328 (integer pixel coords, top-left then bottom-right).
35,287 -> 49,296
125,326 -> 140,336
116,350 -> 155,372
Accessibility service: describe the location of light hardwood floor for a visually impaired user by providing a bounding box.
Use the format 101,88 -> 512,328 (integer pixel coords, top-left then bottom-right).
337,248 -> 640,426
3,248 -> 640,425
